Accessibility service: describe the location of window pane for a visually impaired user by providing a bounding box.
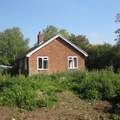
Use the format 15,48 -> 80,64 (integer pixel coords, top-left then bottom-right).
43,60 -> 48,69
39,58 -> 42,68
69,57 -> 72,59
43,57 -> 48,60
69,60 -> 73,68
74,58 -> 77,67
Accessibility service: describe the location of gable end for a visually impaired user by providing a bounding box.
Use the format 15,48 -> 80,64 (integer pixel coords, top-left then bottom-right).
26,34 -> 88,57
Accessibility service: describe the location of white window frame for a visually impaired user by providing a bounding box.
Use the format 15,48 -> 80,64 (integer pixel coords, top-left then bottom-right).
37,56 -> 49,70
24,58 -> 27,70
68,56 -> 78,69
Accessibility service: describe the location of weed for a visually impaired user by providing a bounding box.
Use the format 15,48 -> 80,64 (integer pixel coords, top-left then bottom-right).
37,96 -> 60,107
82,107 -> 87,111
88,118 -> 91,120
79,117 -> 85,120
14,116 -> 21,120
101,113 -> 105,118
108,114 -> 120,120
11,107 -> 18,115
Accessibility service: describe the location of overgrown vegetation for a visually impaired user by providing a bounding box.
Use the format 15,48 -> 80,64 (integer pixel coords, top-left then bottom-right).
0,68 -> 120,119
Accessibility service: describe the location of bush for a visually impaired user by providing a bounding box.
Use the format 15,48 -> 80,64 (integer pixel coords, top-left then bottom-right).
0,68 -> 120,113
81,90 -> 102,100
0,73 -> 60,111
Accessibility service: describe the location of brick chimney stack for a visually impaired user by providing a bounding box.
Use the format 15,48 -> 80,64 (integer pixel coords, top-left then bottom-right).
38,31 -> 43,45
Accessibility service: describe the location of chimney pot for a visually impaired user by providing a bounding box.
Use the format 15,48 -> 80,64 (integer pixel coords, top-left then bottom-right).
39,31 -> 42,34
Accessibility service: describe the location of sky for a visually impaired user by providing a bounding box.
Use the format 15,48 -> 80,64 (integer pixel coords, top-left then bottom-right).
0,0 -> 120,48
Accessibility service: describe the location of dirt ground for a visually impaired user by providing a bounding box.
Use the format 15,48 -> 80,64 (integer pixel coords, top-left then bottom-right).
0,91 -> 116,120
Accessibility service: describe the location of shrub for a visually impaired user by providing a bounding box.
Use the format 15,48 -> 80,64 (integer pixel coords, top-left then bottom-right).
0,68 -> 120,113
0,72 -> 61,111
80,90 -> 102,100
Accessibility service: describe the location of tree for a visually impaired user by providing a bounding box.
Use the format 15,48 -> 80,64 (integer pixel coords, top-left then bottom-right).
86,43 -> 113,70
42,25 -> 58,41
112,13 -> 120,72
115,13 -> 120,43
0,27 -> 30,65
35,25 -> 90,52
69,34 -> 90,51
34,25 -> 70,46
59,29 -> 70,39
111,41 -> 120,72
42,25 -> 70,41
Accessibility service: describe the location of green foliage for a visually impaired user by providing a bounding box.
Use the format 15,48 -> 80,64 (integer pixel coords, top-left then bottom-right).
37,96 -> 60,107
0,69 -> 120,114
0,27 -> 30,65
82,90 -> 102,100
68,68 -> 120,104
85,13 -> 120,72
59,29 -> 70,39
108,114 -> 120,120
37,25 -> 90,53
86,43 -> 113,70
79,117 -> 85,120
115,13 -> 120,43
117,103 -> 120,110
42,25 -> 70,41
0,73 -> 60,111
112,13 -> 120,72
42,25 -> 58,41
86,41 -> 120,72
34,25 -> 70,46
69,34 -> 90,51
111,44 -> 120,72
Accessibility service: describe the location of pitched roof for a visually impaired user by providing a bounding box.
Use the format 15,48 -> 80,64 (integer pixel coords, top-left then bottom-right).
16,34 -> 88,60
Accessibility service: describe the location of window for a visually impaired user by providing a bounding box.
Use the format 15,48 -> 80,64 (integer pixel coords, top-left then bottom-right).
37,57 -> 48,70
24,58 -> 27,70
68,56 -> 78,69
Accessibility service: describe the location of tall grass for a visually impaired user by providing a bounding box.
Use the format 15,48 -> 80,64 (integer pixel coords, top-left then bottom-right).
0,68 -> 120,113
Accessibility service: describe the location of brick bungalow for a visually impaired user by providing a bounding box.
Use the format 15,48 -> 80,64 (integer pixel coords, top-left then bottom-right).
15,32 -> 88,76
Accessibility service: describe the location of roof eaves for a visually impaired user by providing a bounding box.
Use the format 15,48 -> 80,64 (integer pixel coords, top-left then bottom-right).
58,34 -> 88,57
26,34 -> 60,57
26,34 -> 88,57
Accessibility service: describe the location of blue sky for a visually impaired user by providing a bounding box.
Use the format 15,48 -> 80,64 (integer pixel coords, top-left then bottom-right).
0,0 -> 120,47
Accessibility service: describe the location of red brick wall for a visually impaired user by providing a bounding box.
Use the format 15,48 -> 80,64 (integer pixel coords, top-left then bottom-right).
28,37 -> 85,75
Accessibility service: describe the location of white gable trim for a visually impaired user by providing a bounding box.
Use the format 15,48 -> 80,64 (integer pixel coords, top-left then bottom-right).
26,34 -> 88,57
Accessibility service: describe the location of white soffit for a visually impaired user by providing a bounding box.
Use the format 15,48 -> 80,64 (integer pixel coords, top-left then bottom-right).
26,34 -> 88,57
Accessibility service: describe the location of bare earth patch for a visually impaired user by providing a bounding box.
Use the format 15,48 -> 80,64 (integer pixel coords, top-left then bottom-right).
0,91 -> 116,120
